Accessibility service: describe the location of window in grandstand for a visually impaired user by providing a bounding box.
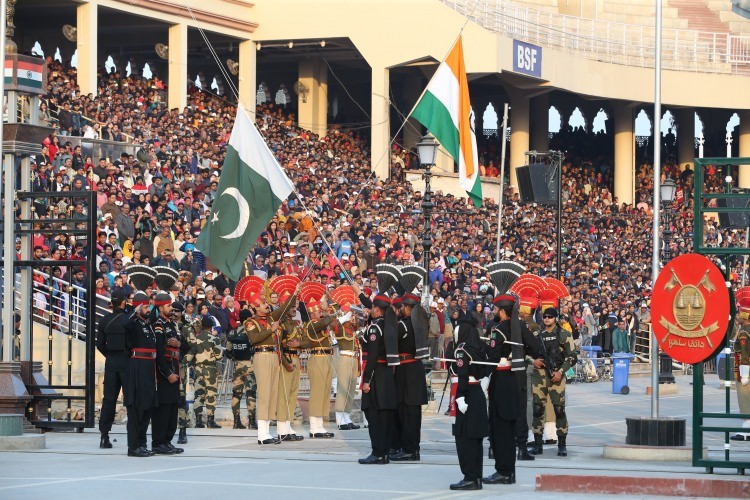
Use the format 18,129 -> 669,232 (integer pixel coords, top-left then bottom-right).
31,41 -> 44,57
105,56 -> 117,75
592,109 -> 608,134
60,48 -> 68,65
143,63 -> 153,80
568,107 -> 587,132
211,77 -> 224,95
635,110 -> 652,136
257,82 -> 271,105
125,62 -> 132,77
549,106 -> 561,133
275,84 -> 291,106
196,73 -> 208,90
481,103 -> 498,137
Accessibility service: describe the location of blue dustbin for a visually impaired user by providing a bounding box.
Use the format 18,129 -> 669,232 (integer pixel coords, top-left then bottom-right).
612,353 -> 634,394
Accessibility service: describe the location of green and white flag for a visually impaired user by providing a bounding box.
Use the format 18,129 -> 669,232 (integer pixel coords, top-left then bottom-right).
196,107 -> 294,281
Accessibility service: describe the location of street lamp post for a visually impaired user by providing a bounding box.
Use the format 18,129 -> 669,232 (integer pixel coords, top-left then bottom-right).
417,134 -> 438,304
659,177 -> 677,384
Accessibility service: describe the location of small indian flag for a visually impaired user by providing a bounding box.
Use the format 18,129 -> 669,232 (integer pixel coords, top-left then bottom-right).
4,59 -> 44,89
413,36 -> 481,207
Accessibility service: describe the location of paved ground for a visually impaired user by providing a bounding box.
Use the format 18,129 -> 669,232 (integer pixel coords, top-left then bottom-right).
1,372 -> 749,499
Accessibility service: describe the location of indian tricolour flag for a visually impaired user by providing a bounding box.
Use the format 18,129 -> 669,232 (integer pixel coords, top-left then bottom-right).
196,107 -> 294,281
4,59 -> 43,90
413,36 -> 481,207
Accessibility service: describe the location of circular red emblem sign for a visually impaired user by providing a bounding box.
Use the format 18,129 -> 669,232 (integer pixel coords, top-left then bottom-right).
652,254 -> 730,364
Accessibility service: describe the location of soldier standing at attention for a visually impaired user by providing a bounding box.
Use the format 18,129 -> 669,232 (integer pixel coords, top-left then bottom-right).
390,293 -> 428,462
530,307 -> 577,457
359,293 -> 397,464
303,298 -> 348,438
333,308 -> 361,430
96,290 -> 131,449
449,318 -> 490,491
151,292 -> 184,454
187,316 -> 224,429
177,307 -> 197,444
227,309 -> 257,431
276,296 -> 304,441
124,291 -> 158,457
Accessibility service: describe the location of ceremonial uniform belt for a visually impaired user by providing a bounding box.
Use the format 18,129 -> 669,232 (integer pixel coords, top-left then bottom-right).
310,347 -> 333,355
282,348 -> 299,357
468,376 -> 482,385
339,350 -> 359,358
398,353 -> 416,364
132,348 -> 156,360
165,346 -> 180,360
255,346 -> 278,353
376,357 -> 388,364
495,365 -> 511,371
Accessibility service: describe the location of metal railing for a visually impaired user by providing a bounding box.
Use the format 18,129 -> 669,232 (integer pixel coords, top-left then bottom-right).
9,269 -> 111,341
441,0 -> 750,74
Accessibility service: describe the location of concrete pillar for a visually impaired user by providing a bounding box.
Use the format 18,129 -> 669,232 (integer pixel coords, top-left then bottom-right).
401,77 -> 422,151
509,93 -> 530,190
76,2 -> 97,96
167,23 -> 188,110
530,94 -> 549,152
675,108 -> 696,169
238,41 -> 257,115
297,58 -> 328,137
739,110 -> 750,189
371,65 -> 390,180
613,103 -> 635,206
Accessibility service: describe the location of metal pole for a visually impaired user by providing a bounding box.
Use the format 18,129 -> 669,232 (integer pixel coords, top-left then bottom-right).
651,0 -> 663,419
556,151 -> 563,280
0,0 -> 11,362
421,163 -> 434,305
496,103 -> 509,261
742,226 -> 749,288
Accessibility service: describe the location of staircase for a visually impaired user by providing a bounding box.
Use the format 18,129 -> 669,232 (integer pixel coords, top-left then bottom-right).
668,0 -> 730,34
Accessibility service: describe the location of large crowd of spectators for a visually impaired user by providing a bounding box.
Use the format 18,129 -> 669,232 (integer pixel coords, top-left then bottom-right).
15,58 -> 749,357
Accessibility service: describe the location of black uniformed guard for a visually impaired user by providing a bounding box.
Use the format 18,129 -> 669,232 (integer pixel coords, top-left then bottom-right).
151,292 -> 184,455
124,292 -> 159,457
449,318 -> 490,491
483,294 -> 521,485
96,290 -> 131,449
390,293 -> 428,462
359,293 -> 397,465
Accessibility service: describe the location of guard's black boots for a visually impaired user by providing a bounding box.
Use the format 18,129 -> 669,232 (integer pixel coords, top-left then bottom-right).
248,412 -> 258,430
100,433 -> 112,449
557,435 -> 568,457
517,442 -> 535,461
530,434 -> 544,455
177,428 -> 188,444
207,415 -> 221,429
233,414 -> 246,429
195,415 -> 205,429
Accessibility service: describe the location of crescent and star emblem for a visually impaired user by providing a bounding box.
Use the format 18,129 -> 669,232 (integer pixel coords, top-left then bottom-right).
213,187 -> 250,239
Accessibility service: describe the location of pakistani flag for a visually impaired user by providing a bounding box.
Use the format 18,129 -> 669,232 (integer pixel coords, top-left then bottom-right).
196,108 -> 294,281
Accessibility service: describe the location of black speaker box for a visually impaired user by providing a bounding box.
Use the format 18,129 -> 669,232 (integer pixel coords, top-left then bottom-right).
516,163 -> 558,205
516,165 -> 533,203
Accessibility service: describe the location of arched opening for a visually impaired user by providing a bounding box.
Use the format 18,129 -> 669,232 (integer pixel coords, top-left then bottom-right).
104,55 -> 116,75
31,41 -> 44,57
256,82 -> 270,105
568,107 -> 586,132
482,102 -> 498,137
549,106 -> 561,133
592,109 -> 609,134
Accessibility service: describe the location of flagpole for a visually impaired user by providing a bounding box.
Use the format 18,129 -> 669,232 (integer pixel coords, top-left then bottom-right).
495,102 -> 509,261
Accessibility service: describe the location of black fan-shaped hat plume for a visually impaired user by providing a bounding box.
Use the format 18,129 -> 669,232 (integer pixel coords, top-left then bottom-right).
376,263 -> 402,294
399,265 -> 426,295
127,264 -> 156,292
153,266 -> 179,291
487,261 -> 525,295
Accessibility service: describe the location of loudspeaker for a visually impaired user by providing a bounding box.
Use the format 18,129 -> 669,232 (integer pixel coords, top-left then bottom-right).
516,163 -> 559,205
717,195 -> 750,228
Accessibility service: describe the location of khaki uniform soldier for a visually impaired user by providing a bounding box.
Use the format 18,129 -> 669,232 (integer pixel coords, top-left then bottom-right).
227,309 -> 257,430
333,318 -> 361,430
302,299 -> 347,438
732,287 -> 750,441
276,303 -> 305,441
177,315 -> 197,443
530,307 -> 577,457
245,291 -> 296,445
187,316 -> 224,429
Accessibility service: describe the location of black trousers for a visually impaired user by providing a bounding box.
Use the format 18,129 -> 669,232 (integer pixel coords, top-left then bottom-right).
151,403 -> 178,446
514,370 -> 529,445
455,436 -> 483,481
126,406 -> 151,451
365,407 -> 394,458
99,354 -> 129,434
489,415 -> 516,476
397,403 -> 422,454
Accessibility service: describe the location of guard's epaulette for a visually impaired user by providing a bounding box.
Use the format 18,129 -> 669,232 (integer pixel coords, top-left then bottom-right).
244,319 -> 261,331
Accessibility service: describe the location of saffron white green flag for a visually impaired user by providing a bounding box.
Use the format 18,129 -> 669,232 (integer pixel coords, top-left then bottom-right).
413,36 -> 481,207
196,107 -> 294,281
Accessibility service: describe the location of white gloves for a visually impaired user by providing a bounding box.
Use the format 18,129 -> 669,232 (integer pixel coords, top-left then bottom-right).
480,376 -> 490,394
338,311 -> 353,324
741,365 -> 749,386
456,397 -> 468,414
